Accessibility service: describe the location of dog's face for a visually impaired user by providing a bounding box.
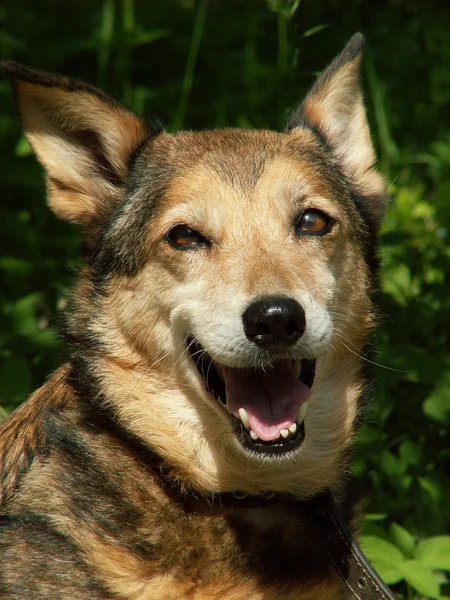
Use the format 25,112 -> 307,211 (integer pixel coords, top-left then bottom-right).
118,131 -> 370,451
3,34 -> 387,496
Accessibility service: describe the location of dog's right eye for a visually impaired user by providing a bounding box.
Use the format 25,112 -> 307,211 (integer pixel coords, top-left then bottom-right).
166,225 -> 210,250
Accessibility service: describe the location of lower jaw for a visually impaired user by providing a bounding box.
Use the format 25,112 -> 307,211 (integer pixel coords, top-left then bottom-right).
237,419 -> 306,455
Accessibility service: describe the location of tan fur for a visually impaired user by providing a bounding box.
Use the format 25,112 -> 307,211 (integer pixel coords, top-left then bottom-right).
13,80 -> 147,229
0,366 -> 70,505
1,36 -> 387,599
300,54 -> 386,198
79,145 -> 372,498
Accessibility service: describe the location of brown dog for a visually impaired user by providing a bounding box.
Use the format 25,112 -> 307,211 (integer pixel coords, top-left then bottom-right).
0,33 -> 387,599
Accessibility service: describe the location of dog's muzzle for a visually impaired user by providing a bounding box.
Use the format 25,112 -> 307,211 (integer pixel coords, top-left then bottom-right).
187,296 -> 315,455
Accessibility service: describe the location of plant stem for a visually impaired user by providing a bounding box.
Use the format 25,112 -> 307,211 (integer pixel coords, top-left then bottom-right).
174,0 -> 209,130
277,10 -> 288,77
98,0 -> 115,88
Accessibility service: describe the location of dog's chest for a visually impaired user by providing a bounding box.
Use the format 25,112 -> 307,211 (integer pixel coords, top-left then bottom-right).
101,500 -> 345,600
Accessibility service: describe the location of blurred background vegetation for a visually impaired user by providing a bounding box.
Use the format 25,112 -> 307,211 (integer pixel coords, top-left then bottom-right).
0,0 -> 449,597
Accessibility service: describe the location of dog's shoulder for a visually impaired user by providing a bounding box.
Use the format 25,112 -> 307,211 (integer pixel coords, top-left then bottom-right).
0,366 -> 73,507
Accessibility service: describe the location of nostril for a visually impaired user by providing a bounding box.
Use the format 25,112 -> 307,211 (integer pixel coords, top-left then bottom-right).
286,320 -> 301,336
256,323 -> 271,336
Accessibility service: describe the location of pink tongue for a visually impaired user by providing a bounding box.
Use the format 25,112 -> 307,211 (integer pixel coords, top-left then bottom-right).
222,363 -> 311,442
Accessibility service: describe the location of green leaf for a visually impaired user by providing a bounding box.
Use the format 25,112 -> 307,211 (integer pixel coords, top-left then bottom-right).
399,440 -> 422,468
129,28 -> 170,46
380,450 -> 404,478
423,374 -> 450,424
302,24 -> 329,38
367,559 -> 404,586
363,513 -> 388,523
419,477 -> 442,504
389,523 -> 416,558
416,537 -> 450,571
359,535 -> 404,563
361,523 -> 390,541
14,135 -> 33,157
0,257 -> 33,276
380,263 -> 418,306
359,535 -> 405,584
399,560 -> 440,598
10,293 -> 42,337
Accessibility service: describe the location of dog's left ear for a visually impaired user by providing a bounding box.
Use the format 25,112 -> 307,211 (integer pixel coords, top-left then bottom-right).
287,34 -> 386,201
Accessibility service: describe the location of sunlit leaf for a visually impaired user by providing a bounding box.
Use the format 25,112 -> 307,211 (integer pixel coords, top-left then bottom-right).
399,560 -> 440,598
416,536 -> 450,571
389,523 -> 416,558
359,536 -> 405,565
423,374 -> 450,424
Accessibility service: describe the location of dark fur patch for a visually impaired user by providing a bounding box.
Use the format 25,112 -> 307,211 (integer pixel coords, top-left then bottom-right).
0,368 -> 69,506
94,175 -> 170,280
2,61 -> 122,114
0,513 -> 111,599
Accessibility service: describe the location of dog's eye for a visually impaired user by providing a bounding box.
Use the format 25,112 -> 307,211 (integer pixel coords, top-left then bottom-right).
166,225 -> 209,250
295,210 -> 333,236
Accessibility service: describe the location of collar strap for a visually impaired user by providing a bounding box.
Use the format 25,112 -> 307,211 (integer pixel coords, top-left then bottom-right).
210,490 -> 279,508
306,489 -> 397,600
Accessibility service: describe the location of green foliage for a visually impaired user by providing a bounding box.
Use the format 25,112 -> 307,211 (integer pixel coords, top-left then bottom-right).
1,2 -> 449,598
360,532 -> 450,598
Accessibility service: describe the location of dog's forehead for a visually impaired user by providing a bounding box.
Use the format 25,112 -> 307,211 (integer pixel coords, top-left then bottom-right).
148,127 -> 338,206
157,128 -> 283,188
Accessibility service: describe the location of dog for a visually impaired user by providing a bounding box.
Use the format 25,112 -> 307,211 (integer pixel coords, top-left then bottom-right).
0,33 -> 388,599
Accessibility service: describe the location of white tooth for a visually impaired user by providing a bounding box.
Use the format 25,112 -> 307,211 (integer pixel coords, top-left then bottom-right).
289,423 -> 297,434
250,430 -> 258,440
293,361 -> 302,378
296,402 -> 309,425
238,408 -> 250,429
280,429 -> 289,438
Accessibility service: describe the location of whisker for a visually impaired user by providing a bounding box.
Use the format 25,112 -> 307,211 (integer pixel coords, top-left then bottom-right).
333,333 -> 408,373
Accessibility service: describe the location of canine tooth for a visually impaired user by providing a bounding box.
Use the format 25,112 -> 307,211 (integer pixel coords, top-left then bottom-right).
250,431 -> 258,440
288,423 -> 297,434
293,361 -> 302,378
296,402 -> 309,425
280,429 -> 289,438
238,408 -> 250,429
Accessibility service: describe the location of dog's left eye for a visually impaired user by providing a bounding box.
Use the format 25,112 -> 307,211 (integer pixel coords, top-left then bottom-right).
295,210 -> 333,236
166,225 -> 210,250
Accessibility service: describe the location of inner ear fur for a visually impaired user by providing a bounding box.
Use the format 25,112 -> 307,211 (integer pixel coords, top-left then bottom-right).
287,34 -> 387,210
2,62 -> 151,237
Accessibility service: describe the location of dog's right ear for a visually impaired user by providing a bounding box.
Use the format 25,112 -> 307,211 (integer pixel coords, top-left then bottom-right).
2,62 -> 151,235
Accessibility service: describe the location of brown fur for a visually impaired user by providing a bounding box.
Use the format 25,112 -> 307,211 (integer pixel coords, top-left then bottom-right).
0,34 -> 387,599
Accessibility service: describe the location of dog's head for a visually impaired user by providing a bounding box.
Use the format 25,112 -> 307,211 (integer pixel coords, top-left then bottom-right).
3,34 -> 388,496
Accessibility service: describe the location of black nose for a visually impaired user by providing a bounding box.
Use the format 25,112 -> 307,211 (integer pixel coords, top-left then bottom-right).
242,297 -> 306,350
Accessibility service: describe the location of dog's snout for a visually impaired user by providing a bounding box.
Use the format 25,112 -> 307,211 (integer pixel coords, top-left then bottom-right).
242,297 -> 305,350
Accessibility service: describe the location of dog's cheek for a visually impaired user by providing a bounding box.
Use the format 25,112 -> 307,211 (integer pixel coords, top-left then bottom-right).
327,239 -> 375,352
96,267 -> 177,365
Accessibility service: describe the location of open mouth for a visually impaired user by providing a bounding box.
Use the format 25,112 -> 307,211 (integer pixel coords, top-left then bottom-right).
188,339 -> 315,455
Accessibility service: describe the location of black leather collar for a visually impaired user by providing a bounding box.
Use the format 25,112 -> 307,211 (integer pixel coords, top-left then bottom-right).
306,489 -> 397,600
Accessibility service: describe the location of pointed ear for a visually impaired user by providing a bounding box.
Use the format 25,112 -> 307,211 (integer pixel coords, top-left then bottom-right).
2,62 -> 152,237
287,34 -> 386,199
